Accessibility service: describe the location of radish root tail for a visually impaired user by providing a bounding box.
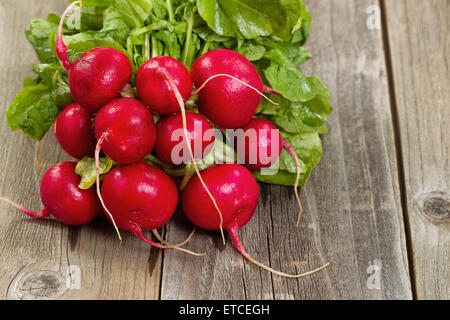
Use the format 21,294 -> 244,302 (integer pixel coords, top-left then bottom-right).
229,225 -> 329,278
95,133 -> 122,241
152,227 -> 197,248
157,67 -> 227,246
152,228 -> 205,256
131,225 -> 204,256
192,74 -> 278,106
57,1 -> 82,70
0,197 -> 50,220
282,139 -> 303,228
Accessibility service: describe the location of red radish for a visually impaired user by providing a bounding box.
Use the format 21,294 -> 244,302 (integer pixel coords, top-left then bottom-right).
0,162 -> 100,226
136,56 -> 192,115
54,102 -> 96,159
235,118 -> 283,171
56,1 -> 132,113
155,67 -> 227,244
94,98 -> 156,165
181,164 -> 329,278
94,97 -> 156,240
190,49 -> 264,129
155,112 -> 215,166
100,162 -> 202,255
236,118 -> 304,227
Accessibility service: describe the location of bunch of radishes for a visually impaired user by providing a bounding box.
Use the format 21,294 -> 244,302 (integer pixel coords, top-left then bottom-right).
2,2 -> 328,278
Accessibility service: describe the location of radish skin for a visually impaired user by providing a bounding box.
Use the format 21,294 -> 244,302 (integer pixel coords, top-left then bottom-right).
182,164 -> 329,278
93,98 -> 157,240
100,162 -> 202,255
54,103 -> 96,160
155,112 -> 215,166
191,49 -> 265,129
236,118 -> 304,227
136,56 -> 192,115
1,162 -> 100,226
156,67 -> 227,245
94,98 -> 156,165
56,1 -> 132,113
191,73 -> 278,106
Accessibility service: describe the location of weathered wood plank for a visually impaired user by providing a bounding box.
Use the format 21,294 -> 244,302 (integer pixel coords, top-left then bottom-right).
0,0 -> 162,300
384,0 -> 450,300
161,0 -> 412,300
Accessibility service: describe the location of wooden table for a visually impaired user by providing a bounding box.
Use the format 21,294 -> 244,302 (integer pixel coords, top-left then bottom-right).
0,0 -> 448,300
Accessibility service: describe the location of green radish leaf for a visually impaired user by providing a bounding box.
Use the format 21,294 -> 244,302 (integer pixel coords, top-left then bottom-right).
62,7 -> 131,48
113,0 -> 153,28
31,64 -> 67,87
67,39 -> 130,61
253,132 -> 323,187
290,0 -> 311,45
70,0 -> 115,7
257,93 -> 283,116
238,42 -> 265,61
266,97 -> 331,135
6,72 -> 72,140
264,63 -> 315,102
75,156 -> 115,190
10,0 -> 332,190
25,15 -> 76,63
196,0 -> 305,41
263,48 -> 316,102
196,0 -> 236,38
76,7 -> 107,31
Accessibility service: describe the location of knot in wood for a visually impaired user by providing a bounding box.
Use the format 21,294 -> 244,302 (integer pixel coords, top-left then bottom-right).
416,191 -> 450,224
14,270 -> 66,300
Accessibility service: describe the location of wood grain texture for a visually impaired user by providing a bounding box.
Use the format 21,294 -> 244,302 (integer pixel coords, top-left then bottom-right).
160,0 -> 412,300
0,0 -> 162,300
384,0 -> 450,299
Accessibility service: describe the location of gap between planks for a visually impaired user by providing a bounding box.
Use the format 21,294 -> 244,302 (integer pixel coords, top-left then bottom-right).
379,0 -> 418,300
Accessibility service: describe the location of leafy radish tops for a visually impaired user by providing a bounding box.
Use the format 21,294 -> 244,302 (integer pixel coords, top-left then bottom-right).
7,0 -> 332,188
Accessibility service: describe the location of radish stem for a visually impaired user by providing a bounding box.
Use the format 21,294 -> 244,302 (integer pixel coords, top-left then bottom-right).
282,139 -> 303,228
262,85 -> 280,95
56,1 -> 82,70
166,0 -> 174,23
179,165 -> 195,190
